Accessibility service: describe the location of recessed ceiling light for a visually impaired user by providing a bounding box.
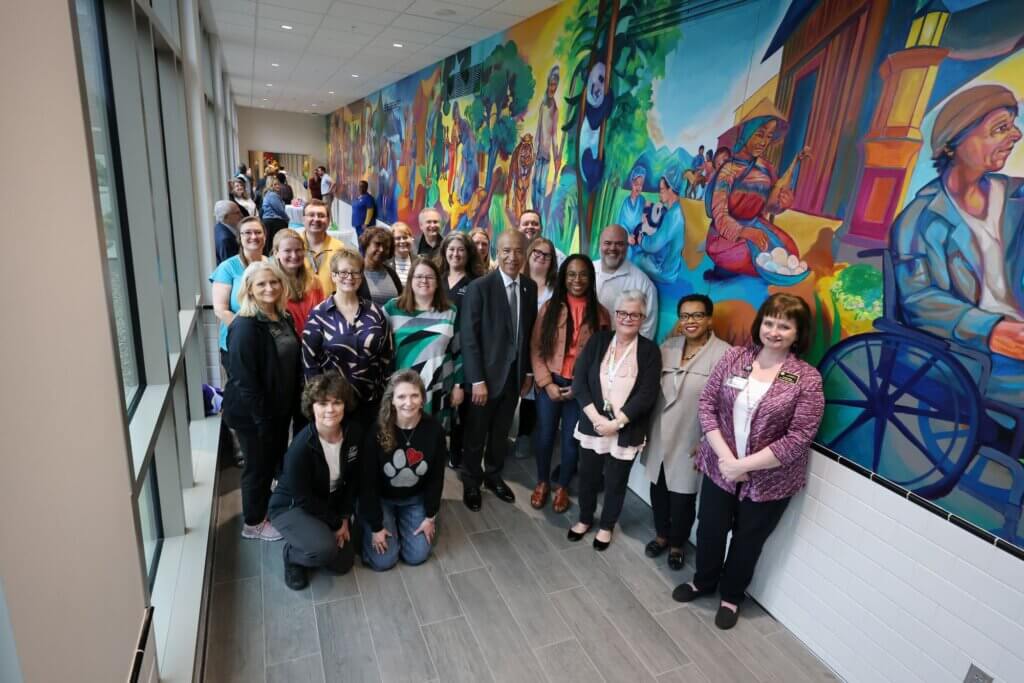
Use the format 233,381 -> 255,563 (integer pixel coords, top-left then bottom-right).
262,98 -> 268,101
281,24 -> 293,30
436,8 -> 455,16
271,63 -> 279,67
266,83 -> 273,87
328,91 -> 335,95
393,43 -> 403,48
351,74 -> 359,78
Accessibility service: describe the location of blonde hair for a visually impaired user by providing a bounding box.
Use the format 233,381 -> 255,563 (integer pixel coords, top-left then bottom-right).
329,248 -> 364,274
271,229 -> 316,302
392,221 -> 412,238
237,260 -> 288,318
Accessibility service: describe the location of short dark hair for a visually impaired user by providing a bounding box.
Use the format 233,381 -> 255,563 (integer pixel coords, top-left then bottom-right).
750,293 -> 813,356
677,293 -> 713,316
317,165 -> 327,173
358,226 -> 394,261
301,371 -> 356,419
358,180 -> 369,192
276,171 -> 287,184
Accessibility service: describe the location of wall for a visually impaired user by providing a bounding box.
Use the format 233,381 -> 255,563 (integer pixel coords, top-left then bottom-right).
236,105 -> 327,167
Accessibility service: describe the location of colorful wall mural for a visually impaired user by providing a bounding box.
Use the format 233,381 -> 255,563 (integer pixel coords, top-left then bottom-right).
327,0 -> 1024,549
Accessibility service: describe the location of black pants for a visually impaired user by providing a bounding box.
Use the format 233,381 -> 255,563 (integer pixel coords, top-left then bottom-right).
461,368 -> 520,488
693,475 -> 790,605
577,447 -> 634,531
270,506 -> 354,573
449,401 -> 468,468
262,218 -> 288,254
233,417 -> 290,526
650,465 -> 697,549
517,397 -> 537,438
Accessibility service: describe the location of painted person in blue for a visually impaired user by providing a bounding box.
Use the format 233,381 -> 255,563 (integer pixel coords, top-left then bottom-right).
302,248 -> 394,425
211,216 -> 266,352
351,180 -> 377,237
619,165 -> 648,245
633,166 -> 685,284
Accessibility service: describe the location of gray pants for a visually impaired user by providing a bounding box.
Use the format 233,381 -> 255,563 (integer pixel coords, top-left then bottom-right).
271,507 -> 354,573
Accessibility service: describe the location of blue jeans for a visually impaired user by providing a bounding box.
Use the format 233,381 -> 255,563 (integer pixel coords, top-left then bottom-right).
534,374 -> 580,488
361,495 -> 433,571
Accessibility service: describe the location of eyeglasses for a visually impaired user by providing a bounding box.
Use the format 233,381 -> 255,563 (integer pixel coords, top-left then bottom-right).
566,272 -> 589,281
531,250 -> 553,261
333,270 -> 362,279
678,312 -> 708,322
240,230 -> 264,238
412,274 -> 436,282
615,310 -> 645,321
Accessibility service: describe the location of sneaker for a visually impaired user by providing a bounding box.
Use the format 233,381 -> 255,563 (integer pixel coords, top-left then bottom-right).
241,522 -> 264,540
259,521 -> 283,542
284,560 -> 308,591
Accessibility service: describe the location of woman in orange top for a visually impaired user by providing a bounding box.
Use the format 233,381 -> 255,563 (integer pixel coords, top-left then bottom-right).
272,228 -> 325,336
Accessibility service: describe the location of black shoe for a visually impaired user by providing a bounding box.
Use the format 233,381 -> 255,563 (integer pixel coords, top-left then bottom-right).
484,479 -> 515,503
644,539 -> 668,558
567,524 -> 591,542
284,560 -> 308,591
463,486 -> 482,511
715,604 -> 740,630
671,582 -> 709,603
667,550 -> 685,571
593,537 -> 610,551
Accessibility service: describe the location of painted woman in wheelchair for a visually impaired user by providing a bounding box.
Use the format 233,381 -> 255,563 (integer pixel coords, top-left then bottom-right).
890,84 -> 1024,408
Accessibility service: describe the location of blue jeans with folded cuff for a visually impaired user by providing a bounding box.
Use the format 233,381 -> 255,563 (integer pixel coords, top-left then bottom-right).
534,374 -> 581,488
361,494 -> 433,571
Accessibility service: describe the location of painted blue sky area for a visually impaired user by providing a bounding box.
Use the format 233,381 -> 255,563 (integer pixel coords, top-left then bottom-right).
649,0 -> 788,152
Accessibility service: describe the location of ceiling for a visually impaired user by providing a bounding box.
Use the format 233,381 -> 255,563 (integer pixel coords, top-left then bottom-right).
207,0 -> 561,115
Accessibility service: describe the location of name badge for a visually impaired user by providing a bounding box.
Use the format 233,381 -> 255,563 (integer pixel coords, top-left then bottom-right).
778,371 -> 800,384
725,375 -> 748,390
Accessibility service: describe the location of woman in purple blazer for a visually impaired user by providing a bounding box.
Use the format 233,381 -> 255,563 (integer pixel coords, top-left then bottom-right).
672,293 -> 824,630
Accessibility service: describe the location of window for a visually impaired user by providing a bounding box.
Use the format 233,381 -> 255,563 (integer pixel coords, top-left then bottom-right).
137,461 -> 163,589
76,0 -> 144,410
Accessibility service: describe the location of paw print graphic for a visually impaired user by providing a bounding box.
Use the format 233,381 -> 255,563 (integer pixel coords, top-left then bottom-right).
383,448 -> 428,487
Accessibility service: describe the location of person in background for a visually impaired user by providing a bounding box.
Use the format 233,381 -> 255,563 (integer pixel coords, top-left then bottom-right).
384,257 -> 463,428
214,200 -> 242,265
230,177 -> 256,217
593,224 -> 659,339
223,260 -> 301,543
391,222 -> 414,283
211,216 -> 266,356
568,290 -> 660,550
360,371 -> 447,571
642,294 -> 731,571
672,293 -> 824,630
268,372 -> 361,590
276,171 -> 294,205
351,179 -> 376,236
359,226 -> 404,307
301,199 -> 345,298
530,256 -> 610,512
260,176 -> 289,251
237,163 -> 253,198
272,229 -> 325,337
320,165 -> 336,210
516,236 -> 559,457
307,166 -> 323,201
518,210 -> 566,266
415,208 -> 444,257
469,227 -> 494,272
303,249 -> 394,427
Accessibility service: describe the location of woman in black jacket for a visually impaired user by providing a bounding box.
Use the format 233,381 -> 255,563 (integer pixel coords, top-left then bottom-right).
268,372 -> 362,590
568,289 -> 661,550
223,260 -> 301,543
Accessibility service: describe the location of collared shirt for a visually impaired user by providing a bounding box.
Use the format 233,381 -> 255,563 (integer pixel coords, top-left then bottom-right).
301,296 -> 394,404
352,192 -> 376,232
498,268 -> 520,341
302,233 -> 346,297
593,259 -> 659,339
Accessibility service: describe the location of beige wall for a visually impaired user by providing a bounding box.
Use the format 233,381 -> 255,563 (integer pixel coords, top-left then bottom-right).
0,1 -> 147,681
236,105 -> 327,167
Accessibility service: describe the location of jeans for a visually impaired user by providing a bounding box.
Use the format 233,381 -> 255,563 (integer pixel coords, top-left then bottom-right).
577,447 -> 634,531
361,495 -> 433,571
534,374 -> 580,488
650,465 -> 696,549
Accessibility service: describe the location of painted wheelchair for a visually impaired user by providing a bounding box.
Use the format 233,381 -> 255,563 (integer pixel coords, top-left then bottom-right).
816,249 -> 1024,544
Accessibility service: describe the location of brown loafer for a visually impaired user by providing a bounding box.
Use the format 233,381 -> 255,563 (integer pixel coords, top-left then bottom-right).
552,486 -> 571,513
530,482 -> 550,509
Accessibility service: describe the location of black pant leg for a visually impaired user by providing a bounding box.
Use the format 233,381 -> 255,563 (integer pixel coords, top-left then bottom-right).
517,398 -> 537,437
598,456 -> 634,531
719,496 -> 791,605
671,492 -> 697,549
693,476 -> 738,593
576,447 -> 601,527
236,424 -> 276,526
448,402 -> 467,468
483,371 -> 520,483
461,395 -> 497,488
650,466 -> 671,540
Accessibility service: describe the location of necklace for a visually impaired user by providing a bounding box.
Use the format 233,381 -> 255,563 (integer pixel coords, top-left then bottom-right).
682,333 -> 710,362
396,419 -> 419,448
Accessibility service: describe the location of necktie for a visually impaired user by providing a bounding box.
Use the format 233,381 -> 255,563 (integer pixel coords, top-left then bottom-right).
508,281 -> 519,347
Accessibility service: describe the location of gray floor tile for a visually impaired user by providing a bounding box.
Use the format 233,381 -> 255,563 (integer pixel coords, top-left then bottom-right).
205,577 -> 265,683
468,529 -> 568,648
448,494 -> 502,535
655,606 -> 759,683
599,540 -> 678,615
535,638 -> 602,683
551,586 -> 656,683
316,596 -> 381,683
433,500 -> 484,575
397,557 -> 462,624
260,539 -> 318,666
421,617 -> 494,683
564,547 -> 688,676
355,566 -> 437,683
267,654 -> 325,683
310,568 -> 359,604
485,498 -> 579,594
449,567 -> 546,683
213,518 -> 264,583
657,663 -> 711,683
766,630 -> 838,681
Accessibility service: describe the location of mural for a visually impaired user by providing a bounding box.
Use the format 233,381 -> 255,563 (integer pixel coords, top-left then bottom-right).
328,0 -> 1024,549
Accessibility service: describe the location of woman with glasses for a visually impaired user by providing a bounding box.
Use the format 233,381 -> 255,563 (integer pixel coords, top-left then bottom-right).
642,294 -> 731,570
302,248 -> 394,427
211,216 -> 267,359
516,236 -> 559,458
359,226 -> 404,307
384,258 -> 463,428
529,256 -> 610,512
568,290 -> 661,550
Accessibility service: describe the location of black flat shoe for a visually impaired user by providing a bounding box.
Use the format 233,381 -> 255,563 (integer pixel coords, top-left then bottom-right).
715,604 -> 740,630
567,525 -> 591,542
593,537 -> 610,551
463,487 -> 482,511
484,479 -> 515,503
667,550 -> 684,571
284,560 -> 308,591
644,539 -> 668,558
671,582 -> 710,603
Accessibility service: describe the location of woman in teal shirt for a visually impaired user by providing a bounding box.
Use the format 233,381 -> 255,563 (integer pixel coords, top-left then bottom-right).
211,216 -> 267,355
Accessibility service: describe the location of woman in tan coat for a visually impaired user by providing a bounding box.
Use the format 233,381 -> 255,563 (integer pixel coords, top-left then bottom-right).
643,294 -> 731,569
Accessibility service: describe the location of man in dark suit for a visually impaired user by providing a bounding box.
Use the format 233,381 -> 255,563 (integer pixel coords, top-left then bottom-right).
459,230 -> 537,511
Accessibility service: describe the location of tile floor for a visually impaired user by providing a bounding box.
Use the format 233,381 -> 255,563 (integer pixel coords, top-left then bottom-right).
204,455 -> 839,683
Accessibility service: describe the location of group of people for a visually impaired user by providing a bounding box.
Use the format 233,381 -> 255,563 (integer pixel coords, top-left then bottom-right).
209,193 -> 825,630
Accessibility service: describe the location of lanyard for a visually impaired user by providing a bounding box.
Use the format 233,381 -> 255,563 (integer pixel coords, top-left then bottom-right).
605,335 -> 636,393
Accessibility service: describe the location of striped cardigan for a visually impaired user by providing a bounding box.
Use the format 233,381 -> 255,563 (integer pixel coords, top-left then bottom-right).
696,344 -> 825,501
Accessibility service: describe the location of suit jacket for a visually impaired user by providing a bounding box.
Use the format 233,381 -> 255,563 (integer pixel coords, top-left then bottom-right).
461,268 -> 538,392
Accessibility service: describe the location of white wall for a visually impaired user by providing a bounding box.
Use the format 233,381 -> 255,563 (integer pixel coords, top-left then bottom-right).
750,450 -> 1024,683
236,106 -> 327,166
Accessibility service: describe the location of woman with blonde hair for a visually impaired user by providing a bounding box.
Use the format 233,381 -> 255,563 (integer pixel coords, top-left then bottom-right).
272,228 -> 325,336
469,227 -> 494,271
210,215 -> 266,356
391,221 -> 414,282
223,260 -> 302,542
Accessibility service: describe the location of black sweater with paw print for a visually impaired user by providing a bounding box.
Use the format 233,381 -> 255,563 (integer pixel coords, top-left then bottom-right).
360,414 -> 447,533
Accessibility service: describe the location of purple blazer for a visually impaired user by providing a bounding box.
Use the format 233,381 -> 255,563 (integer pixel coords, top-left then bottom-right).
696,344 -> 824,502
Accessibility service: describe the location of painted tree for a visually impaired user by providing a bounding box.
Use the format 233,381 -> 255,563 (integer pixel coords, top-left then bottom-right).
475,41 -> 537,188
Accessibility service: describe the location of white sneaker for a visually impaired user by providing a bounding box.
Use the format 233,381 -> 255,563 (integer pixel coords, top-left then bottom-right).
259,520 -> 283,542
241,522 -> 264,540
